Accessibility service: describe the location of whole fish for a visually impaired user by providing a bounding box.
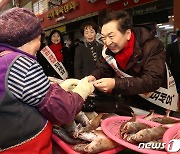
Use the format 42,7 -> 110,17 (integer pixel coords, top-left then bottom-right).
102,113 -> 117,119
75,111 -> 90,126
79,113 -> 105,133
73,143 -> 89,153
120,122 -> 151,135
53,127 -> 84,145
85,111 -> 98,120
74,130 -> 118,153
78,130 -> 109,141
120,114 -> 150,135
130,126 -> 168,143
151,110 -> 180,124
61,120 -> 80,138
143,110 -> 154,120
89,113 -> 105,129
84,137 -> 118,153
120,113 -> 136,134
123,133 -> 137,144
78,130 -> 103,142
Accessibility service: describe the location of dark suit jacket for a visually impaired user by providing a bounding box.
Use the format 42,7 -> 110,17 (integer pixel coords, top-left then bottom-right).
166,41 -> 180,84
74,42 -> 103,79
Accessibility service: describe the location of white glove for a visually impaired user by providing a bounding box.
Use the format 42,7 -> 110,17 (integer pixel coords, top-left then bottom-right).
60,79 -> 80,91
72,77 -> 95,100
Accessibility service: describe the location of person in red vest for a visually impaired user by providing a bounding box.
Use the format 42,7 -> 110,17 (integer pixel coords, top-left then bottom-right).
0,7 -> 94,153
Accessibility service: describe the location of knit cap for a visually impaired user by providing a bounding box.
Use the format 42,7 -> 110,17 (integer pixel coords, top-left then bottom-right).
0,7 -> 45,47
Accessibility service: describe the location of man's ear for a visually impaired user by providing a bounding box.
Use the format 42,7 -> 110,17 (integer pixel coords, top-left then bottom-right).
126,29 -> 132,41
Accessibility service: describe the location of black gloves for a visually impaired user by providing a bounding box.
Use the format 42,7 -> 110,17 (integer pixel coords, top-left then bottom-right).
82,91 -> 133,116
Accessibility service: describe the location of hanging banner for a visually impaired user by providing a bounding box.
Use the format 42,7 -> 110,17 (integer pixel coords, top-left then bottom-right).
40,46 -> 68,80
102,47 -> 179,111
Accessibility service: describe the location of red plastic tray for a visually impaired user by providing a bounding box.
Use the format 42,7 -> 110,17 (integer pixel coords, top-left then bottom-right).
140,113 -> 180,120
163,123 -> 180,154
101,116 -> 168,154
52,133 -> 125,154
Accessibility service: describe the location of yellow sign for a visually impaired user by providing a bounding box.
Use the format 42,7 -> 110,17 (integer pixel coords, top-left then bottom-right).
45,25 -> 66,36
47,1 -> 78,19
56,25 -> 66,32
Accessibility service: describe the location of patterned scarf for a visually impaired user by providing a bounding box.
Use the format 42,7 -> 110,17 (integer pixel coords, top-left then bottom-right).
87,41 -> 97,62
115,32 -> 135,70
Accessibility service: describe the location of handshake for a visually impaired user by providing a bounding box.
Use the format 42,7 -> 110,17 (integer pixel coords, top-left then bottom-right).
60,77 -> 94,100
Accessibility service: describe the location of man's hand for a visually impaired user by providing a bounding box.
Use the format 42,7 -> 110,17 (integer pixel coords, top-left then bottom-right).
93,78 -> 115,93
87,75 -> 96,82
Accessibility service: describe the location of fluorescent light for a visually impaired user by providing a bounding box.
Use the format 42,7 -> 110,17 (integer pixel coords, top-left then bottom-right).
165,26 -> 174,29
168,15 -> 174,18
159,25 -> 170,28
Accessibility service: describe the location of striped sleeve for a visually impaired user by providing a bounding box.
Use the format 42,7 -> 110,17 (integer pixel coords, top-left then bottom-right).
8,56 -> 50,106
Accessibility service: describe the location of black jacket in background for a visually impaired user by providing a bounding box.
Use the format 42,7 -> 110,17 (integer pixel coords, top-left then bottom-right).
166,41 -> 180,87
74,42 -> 103,79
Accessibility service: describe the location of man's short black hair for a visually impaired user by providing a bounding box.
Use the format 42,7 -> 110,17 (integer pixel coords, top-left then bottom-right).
102,11 -> 133,34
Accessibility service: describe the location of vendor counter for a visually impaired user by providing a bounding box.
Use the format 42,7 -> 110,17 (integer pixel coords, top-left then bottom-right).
51,106 -> 180,154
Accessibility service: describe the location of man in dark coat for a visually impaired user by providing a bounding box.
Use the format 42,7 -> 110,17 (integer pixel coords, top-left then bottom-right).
166,30 -> 180,93
87,11 -> 179,114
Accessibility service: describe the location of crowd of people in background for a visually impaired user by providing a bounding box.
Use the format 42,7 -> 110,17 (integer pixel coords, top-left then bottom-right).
36,20 -> 180,97
37,21 -> 103,80
0,6 -> 180,153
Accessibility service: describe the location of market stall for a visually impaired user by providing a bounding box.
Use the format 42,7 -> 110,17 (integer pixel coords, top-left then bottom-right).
49,78 -> 180,154
52,108 -> 180,154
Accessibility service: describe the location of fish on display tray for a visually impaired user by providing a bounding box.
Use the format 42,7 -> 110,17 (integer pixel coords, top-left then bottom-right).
143,109 -> 180,127
101,116 -> 169,154
52,133 -> 125,154
120,113 -> 168,143
52,112 -> 125,153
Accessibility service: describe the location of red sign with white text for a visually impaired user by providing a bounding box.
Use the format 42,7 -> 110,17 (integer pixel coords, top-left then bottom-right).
38,0 -> 157,29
